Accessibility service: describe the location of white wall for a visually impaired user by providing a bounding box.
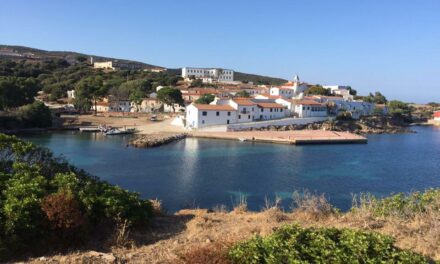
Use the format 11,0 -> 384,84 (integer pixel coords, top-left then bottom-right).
294,104 -> 328,118
186,104 -> 237,128
255,107 -> 286,120
182,67 -> 234,82
270,87 -> 294,98
227,117 -> 330,131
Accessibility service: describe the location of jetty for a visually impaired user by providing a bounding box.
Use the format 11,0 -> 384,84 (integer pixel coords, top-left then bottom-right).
191,130 -> 367,145
129,133 -> 187,148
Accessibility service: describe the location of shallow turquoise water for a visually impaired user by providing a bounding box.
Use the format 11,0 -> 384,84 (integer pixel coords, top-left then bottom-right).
20,126 -> 440,212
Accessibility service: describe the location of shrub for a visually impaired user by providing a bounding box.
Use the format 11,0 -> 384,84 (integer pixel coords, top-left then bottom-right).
229,224 -> 428,263
0,134 -> 153,260
41,191 -> 86,231
179,243 -> 231,264
336,111 -> 353,120
17,101 -> 52,128
352,189 -> 440,219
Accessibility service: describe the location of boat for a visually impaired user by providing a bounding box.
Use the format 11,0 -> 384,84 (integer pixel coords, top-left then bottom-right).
238,138 -> 247,142
104,128 -> 136,135
79,127 -> 101,132
150,115 -> 158,121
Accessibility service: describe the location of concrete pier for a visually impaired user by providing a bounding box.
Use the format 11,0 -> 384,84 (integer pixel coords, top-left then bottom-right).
191,130 -> 367,145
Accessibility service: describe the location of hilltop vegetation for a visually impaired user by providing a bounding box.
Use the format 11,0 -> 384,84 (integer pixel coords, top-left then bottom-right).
234,71 -> 287,85
0,45 -> 160,70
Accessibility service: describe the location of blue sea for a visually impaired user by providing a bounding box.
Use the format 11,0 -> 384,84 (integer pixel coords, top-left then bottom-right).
20,126 -> 440,212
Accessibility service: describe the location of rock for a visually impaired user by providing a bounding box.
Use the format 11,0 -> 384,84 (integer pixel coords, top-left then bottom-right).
129,133 -> 187,148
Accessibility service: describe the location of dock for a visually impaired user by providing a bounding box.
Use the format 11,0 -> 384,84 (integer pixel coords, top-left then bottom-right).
191,130 -> 367,145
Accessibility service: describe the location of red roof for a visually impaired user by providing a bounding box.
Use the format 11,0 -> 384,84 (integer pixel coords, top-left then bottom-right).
233,99 -> 257,106
257,103 -> 285,108
192,104 -> 235,111
434,111 -> 440,118
293,99 -> 324,106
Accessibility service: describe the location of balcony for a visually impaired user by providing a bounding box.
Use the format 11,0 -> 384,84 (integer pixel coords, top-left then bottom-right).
240,110 -> 249,114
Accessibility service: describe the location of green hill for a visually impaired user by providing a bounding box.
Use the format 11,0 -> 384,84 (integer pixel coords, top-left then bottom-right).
0,44 -> 287,85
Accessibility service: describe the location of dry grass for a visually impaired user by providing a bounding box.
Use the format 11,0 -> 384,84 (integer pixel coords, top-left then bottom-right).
25,191 -> 440,263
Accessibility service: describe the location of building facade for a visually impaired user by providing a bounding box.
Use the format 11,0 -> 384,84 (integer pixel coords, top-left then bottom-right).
182,67 -> 234,83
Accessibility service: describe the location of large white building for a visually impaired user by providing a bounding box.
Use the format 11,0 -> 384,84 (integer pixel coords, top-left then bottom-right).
186,98 -> 287,129
186,104 -> 237,128
182,67 -> 234,83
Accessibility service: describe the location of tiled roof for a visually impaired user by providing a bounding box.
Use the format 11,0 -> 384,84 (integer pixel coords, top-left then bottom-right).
233,98 -> 257,106
192,104 -> 236,111
257,103 -> 285,108
293,100 -> 324,106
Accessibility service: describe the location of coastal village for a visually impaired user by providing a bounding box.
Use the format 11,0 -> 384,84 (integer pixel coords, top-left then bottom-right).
58,59 -> 383,141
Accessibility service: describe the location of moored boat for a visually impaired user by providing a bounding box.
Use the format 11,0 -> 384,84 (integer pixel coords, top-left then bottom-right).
79,127 -> 101,132
104,128 -> 136,135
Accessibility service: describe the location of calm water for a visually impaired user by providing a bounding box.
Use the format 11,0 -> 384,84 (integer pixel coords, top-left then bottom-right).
20,126 -> 440,212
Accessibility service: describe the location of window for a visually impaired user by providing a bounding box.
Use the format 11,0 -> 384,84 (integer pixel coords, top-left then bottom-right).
202,120 -> 205,124
202,111 -> 207,116
238,115 -> 241,119
261,108 -> 264,112
281,108 -> 283,112
270,108 -> 273,112
248,115 -> 251,119
228,111 -> 231,116
303,106 -> 305,110
252,107 -> 254,111
216,111 -> 220,116
227,120 -> 230,124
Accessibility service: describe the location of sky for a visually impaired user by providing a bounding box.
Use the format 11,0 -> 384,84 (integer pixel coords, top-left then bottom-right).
1,0 -> 439,103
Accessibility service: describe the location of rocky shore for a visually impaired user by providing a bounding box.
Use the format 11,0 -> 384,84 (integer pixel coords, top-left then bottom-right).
129,133 -> 187,148
245,116 -> 415,134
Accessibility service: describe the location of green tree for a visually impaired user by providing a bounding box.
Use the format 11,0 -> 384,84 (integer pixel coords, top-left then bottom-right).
156,87 -> 184,112
364,92 -> 387,104
235,90 -> 250,98
74,76 -> 106,114
17,101 -> 52,128
305,85 -> 331,96
388,100 -> 410,116
195,94 -> 215,104
190,79 -> 203,87
0,77 -> 39,110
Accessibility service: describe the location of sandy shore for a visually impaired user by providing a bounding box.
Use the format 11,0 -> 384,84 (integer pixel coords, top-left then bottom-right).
60,114 -> 186,134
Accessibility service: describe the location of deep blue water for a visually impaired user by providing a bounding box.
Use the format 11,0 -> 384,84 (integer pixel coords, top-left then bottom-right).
19,126 -> 440,212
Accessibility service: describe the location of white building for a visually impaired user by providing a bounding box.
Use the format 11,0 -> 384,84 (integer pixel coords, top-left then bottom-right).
292,100 -> 328,118
182,67 -> 234,83
269,87 -> 295,98
255,102 -> 286,120
186,98 -> 287,128
67,90 -> 75,99
186,104 -> 237,128
312,95 -> 375,119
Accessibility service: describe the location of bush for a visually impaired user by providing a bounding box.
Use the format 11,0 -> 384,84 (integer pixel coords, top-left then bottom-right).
0,134 -> 153,260
179,243 -> 231,264
353,189 -> 440,219
229,224 -> 428,263
336,111 -> 353,120
17,101 -> 52,128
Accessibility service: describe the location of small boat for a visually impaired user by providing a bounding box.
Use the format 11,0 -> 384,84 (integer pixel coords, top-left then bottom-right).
104,128 -> 136,135
79,127 -> 101,132
238,138 -> 247,142
150,115 -> 158,121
